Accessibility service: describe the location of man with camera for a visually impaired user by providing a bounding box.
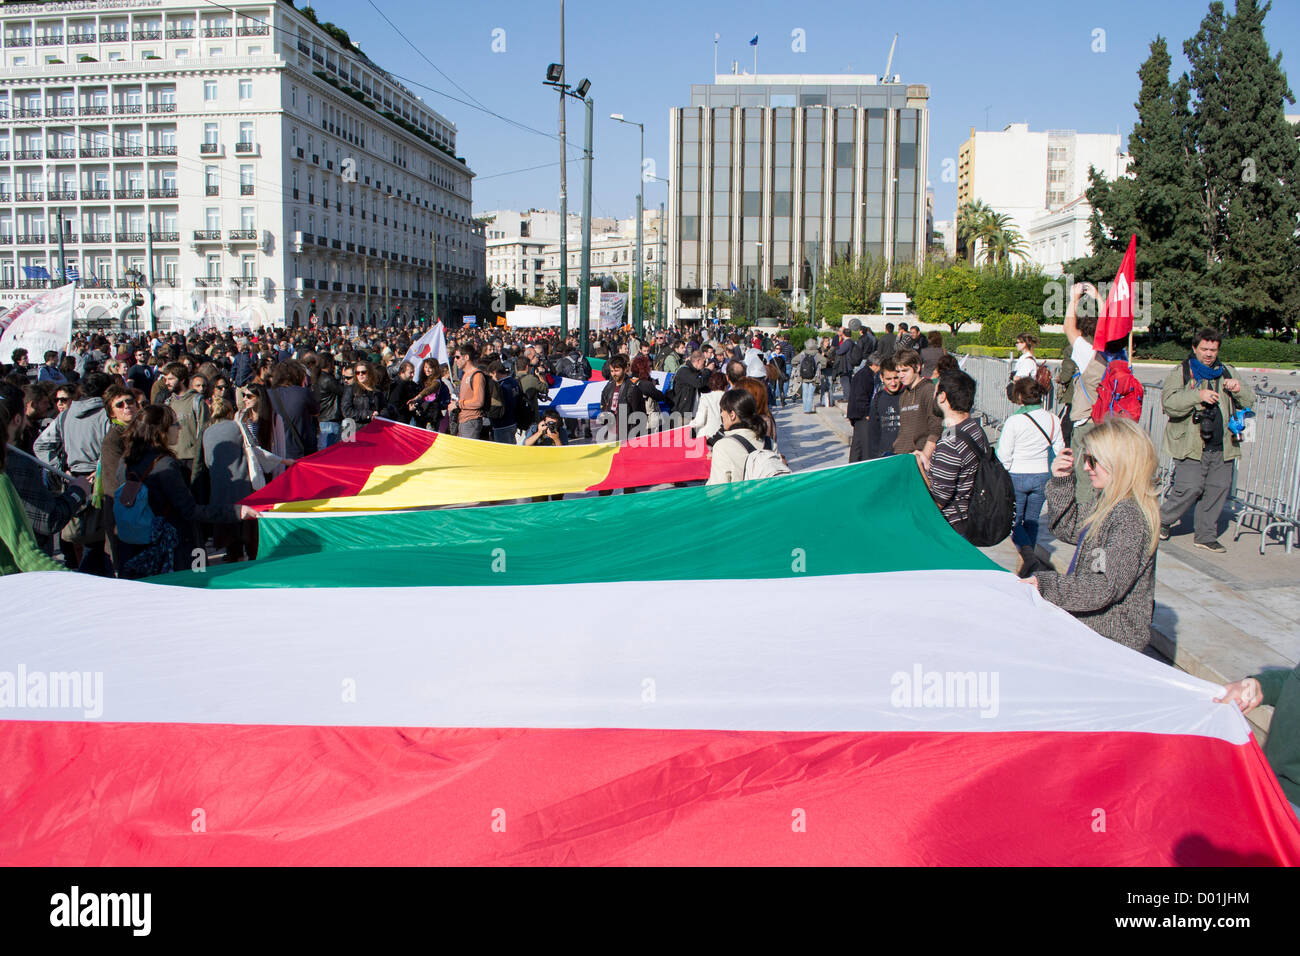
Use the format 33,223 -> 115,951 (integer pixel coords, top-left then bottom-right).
1159,326 -> 1254,553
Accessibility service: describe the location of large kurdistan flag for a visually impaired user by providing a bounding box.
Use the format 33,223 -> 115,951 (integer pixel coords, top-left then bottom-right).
1,456 -> 1297,865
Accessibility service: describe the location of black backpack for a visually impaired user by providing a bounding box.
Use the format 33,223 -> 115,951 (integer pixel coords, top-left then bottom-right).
848,338 -> 863,370
799,353 -> 817,380
943,430 -> 1015,548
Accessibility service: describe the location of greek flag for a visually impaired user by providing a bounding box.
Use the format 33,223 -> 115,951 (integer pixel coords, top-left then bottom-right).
64,265 -> 80,281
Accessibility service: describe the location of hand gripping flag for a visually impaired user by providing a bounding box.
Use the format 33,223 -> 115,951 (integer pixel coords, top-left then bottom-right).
1093,234 -> 1136,351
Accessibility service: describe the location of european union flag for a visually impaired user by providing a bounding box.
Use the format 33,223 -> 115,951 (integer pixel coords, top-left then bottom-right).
749,35 -> 758,46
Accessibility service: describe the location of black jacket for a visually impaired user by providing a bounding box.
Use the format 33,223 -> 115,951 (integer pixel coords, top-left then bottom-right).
670,363 -> 707,416
385,379 -> 421,420
121,448 -> 239,564
342,385 -> 383,425
847,366 -> 877,421
267,385 -> 320,458
600,379 -> 637,416
315,372 -> 343,423
866,387 -> 903,460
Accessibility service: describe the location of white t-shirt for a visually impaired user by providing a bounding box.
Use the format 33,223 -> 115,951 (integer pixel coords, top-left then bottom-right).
1070,336 -> 1096,373
996,408 -> 1065,474
1013,354 -> 1039,380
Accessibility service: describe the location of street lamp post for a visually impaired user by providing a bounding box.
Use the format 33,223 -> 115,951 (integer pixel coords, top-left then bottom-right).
610,113 -> 645,337
544,52 -> 591,342
657,201 -> 665,330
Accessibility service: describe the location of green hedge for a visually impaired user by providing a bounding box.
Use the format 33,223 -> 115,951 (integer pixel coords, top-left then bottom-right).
1132,337 -> 1300,365
977,313 -> 1041,347
788,325 -> 818,353
959,345 -> 1063,359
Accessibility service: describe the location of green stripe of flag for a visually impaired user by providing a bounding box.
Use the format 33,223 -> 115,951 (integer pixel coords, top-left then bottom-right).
154,456 -> 996,589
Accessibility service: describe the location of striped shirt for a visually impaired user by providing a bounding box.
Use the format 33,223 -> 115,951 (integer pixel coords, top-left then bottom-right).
929,417 -> 990,529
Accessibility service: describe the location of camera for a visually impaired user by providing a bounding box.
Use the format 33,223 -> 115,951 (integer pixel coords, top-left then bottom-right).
1193,402 -> 1217,443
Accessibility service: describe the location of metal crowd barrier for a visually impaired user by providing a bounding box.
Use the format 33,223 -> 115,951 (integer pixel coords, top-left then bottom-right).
960,354 -> 1300,554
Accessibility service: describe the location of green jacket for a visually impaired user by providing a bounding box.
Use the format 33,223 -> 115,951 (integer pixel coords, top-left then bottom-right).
1160,360 -> 1255,462
1254,665 -> 1300,806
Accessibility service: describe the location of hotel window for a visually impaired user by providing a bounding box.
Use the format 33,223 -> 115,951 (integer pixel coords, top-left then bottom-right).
240,207 -> 255,230
204,81 -> 217,102
239,79 -> 252,101
203,123 -> 218,146
205,208 -> 220,231
206,254 -> 221,279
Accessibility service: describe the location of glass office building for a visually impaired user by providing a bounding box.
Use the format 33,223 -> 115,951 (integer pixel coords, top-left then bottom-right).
668,74 -> 930,312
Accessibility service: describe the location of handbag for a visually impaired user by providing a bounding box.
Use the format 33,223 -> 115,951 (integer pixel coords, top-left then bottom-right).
1024,411 -> 1058,467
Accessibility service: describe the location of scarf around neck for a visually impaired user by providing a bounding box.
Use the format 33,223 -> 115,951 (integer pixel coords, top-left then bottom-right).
1011,403 -> 1042,416
1188,354 -> 1223,381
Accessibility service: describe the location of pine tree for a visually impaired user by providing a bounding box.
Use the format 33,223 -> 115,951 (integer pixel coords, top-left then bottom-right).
1206,0 -> 1300,334
1069,38 -> 1214,338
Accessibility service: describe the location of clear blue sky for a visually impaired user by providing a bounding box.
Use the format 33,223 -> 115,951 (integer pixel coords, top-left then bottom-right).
310,0 -> 1300,222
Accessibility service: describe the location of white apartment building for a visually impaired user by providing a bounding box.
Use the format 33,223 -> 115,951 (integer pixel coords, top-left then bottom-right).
956,123 -> 1126,269
540,210 -> 662,293
481,207 -> 619,297
0,0 -> 479,329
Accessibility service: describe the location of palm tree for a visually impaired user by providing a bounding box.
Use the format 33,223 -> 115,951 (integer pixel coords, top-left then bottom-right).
956,200 -> 994,264
979,213 -> 1029,265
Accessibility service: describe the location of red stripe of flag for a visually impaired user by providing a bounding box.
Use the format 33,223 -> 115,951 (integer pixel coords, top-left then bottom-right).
243,419 -> 435,510
2,721 -> 1296,865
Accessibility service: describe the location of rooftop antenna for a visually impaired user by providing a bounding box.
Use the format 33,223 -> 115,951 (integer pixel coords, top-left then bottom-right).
883,32 -> 899,81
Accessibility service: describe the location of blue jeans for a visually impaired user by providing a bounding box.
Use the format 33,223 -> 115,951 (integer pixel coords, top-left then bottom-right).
1011,472 -> 1050,549
319,421 -> 341,448
802,382 -> 816,413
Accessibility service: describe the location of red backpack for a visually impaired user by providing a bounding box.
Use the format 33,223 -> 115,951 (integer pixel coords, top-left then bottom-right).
1091,360 -> 1144,423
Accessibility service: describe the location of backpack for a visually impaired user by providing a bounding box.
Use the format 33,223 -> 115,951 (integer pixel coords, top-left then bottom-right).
497,376 -> 522,427
113,459 -> 162,545
730,434 -> 793,480
799,353 -> 818,380
1034,361 -> 1053,393
848,338 -> 863,370
476,369 -> 507,422
1090,360 -> 1144,423
943,430 -> 1015,548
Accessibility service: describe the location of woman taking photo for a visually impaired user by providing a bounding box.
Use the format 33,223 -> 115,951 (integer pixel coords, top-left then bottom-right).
1027,416 -> 1159,652
115,404 -> 257,578
996,377 -> 1064,570
342,360 -> 384,426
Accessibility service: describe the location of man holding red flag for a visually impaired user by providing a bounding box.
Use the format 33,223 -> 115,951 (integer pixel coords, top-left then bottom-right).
1093,235 -> 1137,356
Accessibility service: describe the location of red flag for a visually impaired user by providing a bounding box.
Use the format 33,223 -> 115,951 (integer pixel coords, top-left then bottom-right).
1093,234 -> 1136,350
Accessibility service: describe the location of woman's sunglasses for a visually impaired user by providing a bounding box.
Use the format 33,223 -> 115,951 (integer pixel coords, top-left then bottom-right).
56,396 -> 71,405
1082,453 -> 1099,471
111,399 -> 137,410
